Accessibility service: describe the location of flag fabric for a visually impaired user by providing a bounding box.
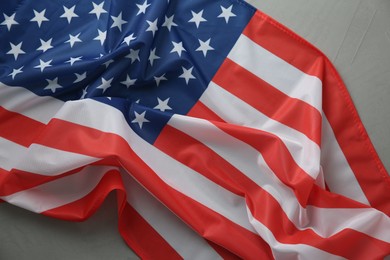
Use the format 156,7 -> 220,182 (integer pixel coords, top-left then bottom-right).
1,0 -> 389,258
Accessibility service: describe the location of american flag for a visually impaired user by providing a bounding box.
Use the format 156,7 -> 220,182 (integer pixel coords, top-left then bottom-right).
1,0 -> 390,258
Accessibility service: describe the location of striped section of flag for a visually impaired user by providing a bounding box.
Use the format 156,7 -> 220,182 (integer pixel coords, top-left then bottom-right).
1,1 -> 390,259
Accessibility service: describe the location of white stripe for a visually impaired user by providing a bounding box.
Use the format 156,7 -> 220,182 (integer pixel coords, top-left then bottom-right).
321,116 -> 370,205
53,99 -> 257,233
168,114 -> 390,243
0,82 -> 63,124
0,137 -> 99,175
1,166 -> 113,213
305,206 -> 390,242
121,171 -> 222,260
246,207 -> 344,260
202,81 -> 321,182
0,137 -> 26,170
228,34 -> 322,112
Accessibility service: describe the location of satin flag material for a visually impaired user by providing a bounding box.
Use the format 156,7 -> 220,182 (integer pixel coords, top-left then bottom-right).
0,0 -> 389,258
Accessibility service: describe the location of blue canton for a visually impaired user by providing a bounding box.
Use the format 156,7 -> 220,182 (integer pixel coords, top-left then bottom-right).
0,0 -> 255,143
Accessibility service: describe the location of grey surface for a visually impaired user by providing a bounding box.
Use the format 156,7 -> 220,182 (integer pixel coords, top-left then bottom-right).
0,194 -> 135,260
0,1 -> 389,259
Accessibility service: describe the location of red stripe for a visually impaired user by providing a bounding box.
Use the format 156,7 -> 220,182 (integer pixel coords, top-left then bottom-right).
206,240 -> 241,260
118,202 -> 182,260
0,106 -> 44,147
213,58 -> 322,145
243,11 -> 390,214
188,101 -> 224,121
154,123 -> 390,258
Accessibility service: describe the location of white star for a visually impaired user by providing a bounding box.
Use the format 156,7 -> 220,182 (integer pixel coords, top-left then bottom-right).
66,33 -> 82,47
111,12 -> 127,31
7,42 -> 25,60
146,18 -> 158,36
37,38 -> 53,52
154,98 -> 172,112
103,59 -> 114,68
60,5 -> 78,23
179,66 -> 196,84
196,38 -> 214,57
94,29 -> 106,45
126,49 -> 140,64
1,13 -> 18,31
34,59 -> 52,72
97,77 -> 113,93
66,56 -> 82,66
218,5 -> 236,23
89,2 -> 107,19
121,75 -> 137,88
44,78 -> 63,93
162,15 -> 177,31
136,0 -> 151,16
74,72 -> 87,83
154,74 -> 167,86
170,41 -> 186,57
131,111 -> 150,129
8,66 -> 23,79
80,87 -> 88,99
188,10 -> 206,28
148,48 -> 160,66
123,33 -> 136,45
30,9 -> 49,27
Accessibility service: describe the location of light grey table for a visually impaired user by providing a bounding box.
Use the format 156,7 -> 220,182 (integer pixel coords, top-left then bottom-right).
1,1 -> 389,259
